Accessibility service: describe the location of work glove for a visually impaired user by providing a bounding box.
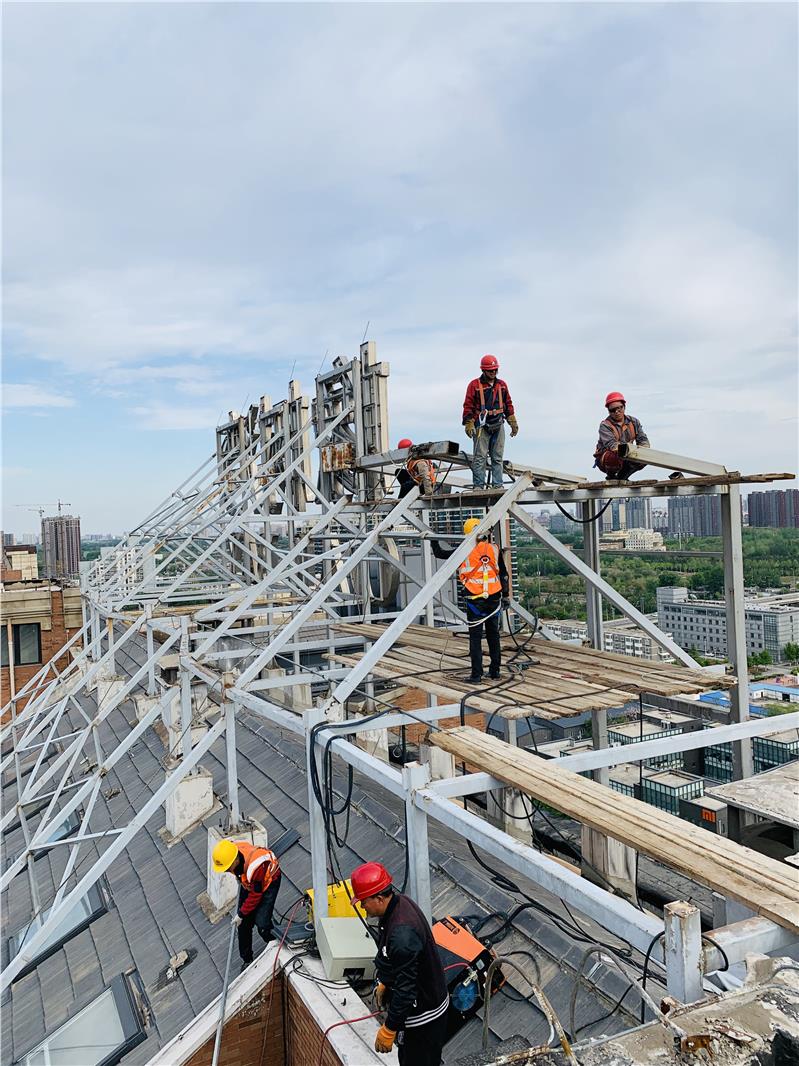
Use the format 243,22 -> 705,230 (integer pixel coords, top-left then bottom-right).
231,913 -> 243,927
501,598 -> 510,611
464,419 -> 475,439
374,1025 -> 397,1053
508,415 -> 519,437
374,982 -> 387,1009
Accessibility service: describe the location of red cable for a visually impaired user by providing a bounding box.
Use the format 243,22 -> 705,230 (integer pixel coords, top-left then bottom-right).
317,1010 -> 380,1066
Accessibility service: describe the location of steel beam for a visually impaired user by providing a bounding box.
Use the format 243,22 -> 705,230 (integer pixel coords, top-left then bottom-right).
618,444 -> 727,478
509,504 -> 699,668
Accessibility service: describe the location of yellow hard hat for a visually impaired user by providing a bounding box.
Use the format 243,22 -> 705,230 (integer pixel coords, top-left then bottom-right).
212,839 -> 238,873
463,518 -> 481,536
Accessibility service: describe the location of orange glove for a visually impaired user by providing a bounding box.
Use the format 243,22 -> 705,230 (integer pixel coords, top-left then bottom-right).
374,1025 -> 397,1053
374,982 -> 387,1009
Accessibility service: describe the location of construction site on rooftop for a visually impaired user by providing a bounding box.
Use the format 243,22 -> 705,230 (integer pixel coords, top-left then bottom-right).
2,340 -> 798,1066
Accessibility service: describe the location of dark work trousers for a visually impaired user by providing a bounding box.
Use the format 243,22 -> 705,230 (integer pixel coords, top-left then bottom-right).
397,1013 -> 448,1066
237,872 -> 281,963
467,597 -> 501,678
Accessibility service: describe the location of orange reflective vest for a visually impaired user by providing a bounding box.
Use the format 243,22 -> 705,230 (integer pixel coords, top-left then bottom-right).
407,458 -> 437,487
459,542 -> 502,598
593,417 -> 637,458
235,841 -> 280,900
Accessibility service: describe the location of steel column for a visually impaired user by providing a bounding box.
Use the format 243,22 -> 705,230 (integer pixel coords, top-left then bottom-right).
402,762 -> 433,923
720,483 -> 754,780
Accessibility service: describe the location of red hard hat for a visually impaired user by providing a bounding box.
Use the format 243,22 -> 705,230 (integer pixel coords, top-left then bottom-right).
605,391 -> 625,408
397,438 -> 413,449
480,354 -> 499,371
351,861 -> 392,901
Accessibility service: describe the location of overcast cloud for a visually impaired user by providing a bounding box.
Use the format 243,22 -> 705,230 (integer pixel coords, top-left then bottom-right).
2,2 -> 797,533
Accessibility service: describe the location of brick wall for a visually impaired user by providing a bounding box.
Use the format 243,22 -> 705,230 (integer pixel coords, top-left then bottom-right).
1,588 -> 82,715
390,686 -> 486,748
179,971 -> 350,1066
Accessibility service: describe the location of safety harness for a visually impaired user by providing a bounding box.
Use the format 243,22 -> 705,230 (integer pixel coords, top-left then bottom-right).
475,381 -> 505,428
593,416 -> 637,459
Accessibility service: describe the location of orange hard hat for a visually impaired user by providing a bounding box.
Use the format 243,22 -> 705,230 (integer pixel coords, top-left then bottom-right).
480,354 -> 499,371
350,861 -> 392,901
605,392 -> 625,408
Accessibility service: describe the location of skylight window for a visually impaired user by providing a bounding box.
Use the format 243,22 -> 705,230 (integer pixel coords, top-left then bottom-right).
9,884 -> 106,979
21,975 -> 145,1066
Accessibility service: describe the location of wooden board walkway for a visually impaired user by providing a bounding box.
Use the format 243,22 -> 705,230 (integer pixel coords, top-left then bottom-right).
334,622 -> 732,719
430,725 -> 799,935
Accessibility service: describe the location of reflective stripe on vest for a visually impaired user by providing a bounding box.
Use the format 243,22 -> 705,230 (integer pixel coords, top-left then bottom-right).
246,852 -> 277,884
235,841 -> 279,890
459,543 -> 502,598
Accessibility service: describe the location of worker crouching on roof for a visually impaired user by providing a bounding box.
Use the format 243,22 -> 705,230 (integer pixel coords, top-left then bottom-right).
212,838 -> 281,973
459,518 -> 510,683
593,391 -> 650,481
462,354 -> 518,490
396,438 -> 436,497
351,862 -> 449,1066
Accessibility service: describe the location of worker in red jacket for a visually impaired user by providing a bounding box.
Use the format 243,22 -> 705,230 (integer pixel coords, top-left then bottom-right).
462,354 -> 518,489
593,391 -> 650,480
212,838 -> 281,972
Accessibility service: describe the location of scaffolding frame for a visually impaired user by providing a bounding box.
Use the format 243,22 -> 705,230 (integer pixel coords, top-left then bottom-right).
2,341 -> 795,1015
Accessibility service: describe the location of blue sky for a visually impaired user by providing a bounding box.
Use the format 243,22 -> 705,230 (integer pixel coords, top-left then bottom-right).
3,2 -> 797,535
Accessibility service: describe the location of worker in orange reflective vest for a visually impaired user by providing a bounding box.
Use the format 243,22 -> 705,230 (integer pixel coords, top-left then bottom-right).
593,391 -> 650,480
458,519 -> 510,682
212,838 -> 282,972
396,438 -> 436,497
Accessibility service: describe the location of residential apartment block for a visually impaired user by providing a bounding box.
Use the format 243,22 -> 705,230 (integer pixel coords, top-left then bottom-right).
41,514 -> 82,580
747,489 -> 799,528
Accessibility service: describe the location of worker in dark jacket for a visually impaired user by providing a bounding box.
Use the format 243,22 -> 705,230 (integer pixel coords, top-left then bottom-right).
593,391 -> 650,480
212,838 -> 281,972
462,354 -> 518,489
351,862 -> 448,1065
459,519 -> 510,682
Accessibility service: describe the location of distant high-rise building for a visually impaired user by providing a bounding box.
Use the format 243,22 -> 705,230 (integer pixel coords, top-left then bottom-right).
651,509 -> 669,533
668,496 -> 721,537
2,532 -> 15,546
625,497 -> 652,530
41,515 -> 82,580
747,489 -> 799,529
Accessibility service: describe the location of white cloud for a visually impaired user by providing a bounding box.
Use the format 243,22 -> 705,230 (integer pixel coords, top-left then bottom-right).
2,383 -> 75,409
131,403 -> 225,432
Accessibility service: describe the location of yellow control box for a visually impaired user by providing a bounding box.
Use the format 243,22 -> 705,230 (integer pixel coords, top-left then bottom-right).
306,879 -> 366,919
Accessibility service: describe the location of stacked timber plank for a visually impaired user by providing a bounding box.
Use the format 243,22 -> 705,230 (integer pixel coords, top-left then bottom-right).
332,622 -> 731,720
431,726 -> 799,935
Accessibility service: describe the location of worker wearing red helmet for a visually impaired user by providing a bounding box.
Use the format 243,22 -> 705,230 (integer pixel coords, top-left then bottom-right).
593,391 -> 650,480
462,355 -> 518,489
396,439 -> 436,498
351,861 -> 448,1064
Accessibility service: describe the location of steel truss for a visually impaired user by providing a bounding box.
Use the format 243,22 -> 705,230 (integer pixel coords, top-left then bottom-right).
2,340 -> 792,1018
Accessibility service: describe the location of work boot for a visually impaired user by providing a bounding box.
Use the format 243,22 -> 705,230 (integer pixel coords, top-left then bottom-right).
489,669 -> 501,680
468,673 -> 483,684
239,957 -> 253,975
668,471 -> 684,480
